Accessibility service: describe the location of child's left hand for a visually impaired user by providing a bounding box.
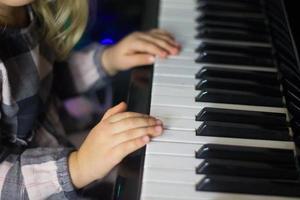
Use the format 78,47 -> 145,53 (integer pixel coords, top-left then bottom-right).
100,29 -> 181,76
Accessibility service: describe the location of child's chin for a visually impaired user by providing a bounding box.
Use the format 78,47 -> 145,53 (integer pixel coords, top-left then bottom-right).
1,0 -> 35,7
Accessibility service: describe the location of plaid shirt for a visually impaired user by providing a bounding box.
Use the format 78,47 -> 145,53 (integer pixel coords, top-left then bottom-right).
0,7 -> 109,199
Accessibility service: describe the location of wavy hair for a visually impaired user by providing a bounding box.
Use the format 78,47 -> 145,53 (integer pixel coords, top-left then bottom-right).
32,0 -> 89,60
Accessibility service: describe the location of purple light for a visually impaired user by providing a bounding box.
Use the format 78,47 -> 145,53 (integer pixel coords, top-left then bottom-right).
100,38 -> 115,45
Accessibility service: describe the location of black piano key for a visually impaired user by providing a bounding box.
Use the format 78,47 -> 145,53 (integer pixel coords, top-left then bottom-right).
291,119 -> 300,146
196,50 -> 274,67
196,159 -> 298,180
196,77 -> 281,97
196,23 -> 268,35
196,67 -> 279,85
197,14 -> 267,29
196,42 -> 273,58
286,91 -> 300,113
196,20 -> 268,33
196,121 -> 291,141
271,22 -> 292,44
195,89 -> 283,107
279,62 -> 300,85
195,144 -> 296,166
198,0 -> 262,10
287,102 -> 300,120
196,28 -> 270,43
196,107 -> 288,127
197,4 -> 262,14
196,176 -> 300,197
198,0 -> 262,6
283,79 -> 300,99
274,39 -> 297,65
278,54 -> 298,72
198,6 -> 265,19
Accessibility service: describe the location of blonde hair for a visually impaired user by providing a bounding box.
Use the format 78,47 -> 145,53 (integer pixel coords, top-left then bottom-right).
32,0 -> 89,60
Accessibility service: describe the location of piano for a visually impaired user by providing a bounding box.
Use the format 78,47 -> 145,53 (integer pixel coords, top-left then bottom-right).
113,0 -> 300,199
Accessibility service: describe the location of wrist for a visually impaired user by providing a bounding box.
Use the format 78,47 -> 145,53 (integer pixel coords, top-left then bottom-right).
68,151 -> 86,189
101,47 -> 118,76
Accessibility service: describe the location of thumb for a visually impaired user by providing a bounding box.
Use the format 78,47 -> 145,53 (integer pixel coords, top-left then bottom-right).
102,102 -> 127,120
123,54 -> 155,69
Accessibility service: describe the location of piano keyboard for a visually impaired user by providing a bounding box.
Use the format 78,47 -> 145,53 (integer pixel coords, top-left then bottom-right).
140,0 -> 300,199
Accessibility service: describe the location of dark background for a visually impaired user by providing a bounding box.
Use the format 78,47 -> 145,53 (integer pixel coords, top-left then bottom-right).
61,0 -> 149,132
81,0 -> 148,104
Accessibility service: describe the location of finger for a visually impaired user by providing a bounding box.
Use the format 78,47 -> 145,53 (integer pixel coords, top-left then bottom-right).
149,30 -> 181,47
111,116 -> 162,134
149,29 -> 175,39
149,33 -> 179,47
108,112 -> 148,123
139,34 -> 179,55
112,125 -> 163,146
102,102 -> 127,120
133,39 -> 168,58
112,136 -> 150,161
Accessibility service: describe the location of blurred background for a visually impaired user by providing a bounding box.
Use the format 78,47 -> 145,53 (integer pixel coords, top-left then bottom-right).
61,0 -> 150,146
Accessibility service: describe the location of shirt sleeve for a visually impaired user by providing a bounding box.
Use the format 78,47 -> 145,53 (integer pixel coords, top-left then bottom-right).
0,57 -> 83,199
0,146 -> 81,199
54,43 -> 111,99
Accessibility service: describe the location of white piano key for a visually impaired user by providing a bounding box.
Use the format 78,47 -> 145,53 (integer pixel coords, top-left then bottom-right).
155,58 -> 278,72
154,67 -> 197,78
151,94 -> 287,114
152,85 -> 197,97
174,50 -> 198,60
160,10 -> 198,20
146,141 -> 201,156
160,117 -> 200,131
141,182 -> 300,200
153,76 -> 197,87
153,129 -> 294,149
150,105 -> 197,119
143,168 -> 199,184
144,154 -> 199,170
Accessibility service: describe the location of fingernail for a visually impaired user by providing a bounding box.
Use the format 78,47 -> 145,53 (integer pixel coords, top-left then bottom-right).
149,56 -> 155,63
171,48 -> 178,54
155,125 -> 163,132
142,136 -> 150,143
161,52 -> 167,57
156,120 -> 163,125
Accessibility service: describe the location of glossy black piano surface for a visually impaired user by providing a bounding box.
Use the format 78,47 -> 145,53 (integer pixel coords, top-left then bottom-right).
112,0 -> 300,200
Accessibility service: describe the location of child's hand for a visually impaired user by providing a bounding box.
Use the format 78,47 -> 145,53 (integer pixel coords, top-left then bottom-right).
68,102 -> 163,188
101,29 -> 180,75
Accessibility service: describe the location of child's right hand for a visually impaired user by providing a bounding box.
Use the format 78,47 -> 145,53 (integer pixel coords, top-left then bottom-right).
68,102 -> 163,188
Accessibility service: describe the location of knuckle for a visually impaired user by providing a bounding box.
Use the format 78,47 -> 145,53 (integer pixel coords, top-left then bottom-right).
134,139 -> 142,148
151,45 -> 161,53
160,40 -> 169,47
122,143 -> 134,155
124,131 -> 133,139
141,127 -> 149,135
133,31 -> 142,37
128,119 -> 136,127
111,149 -> 123,163
124,112 -> 132,118
147,117 -> 156,126
146,126 -> 155,134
